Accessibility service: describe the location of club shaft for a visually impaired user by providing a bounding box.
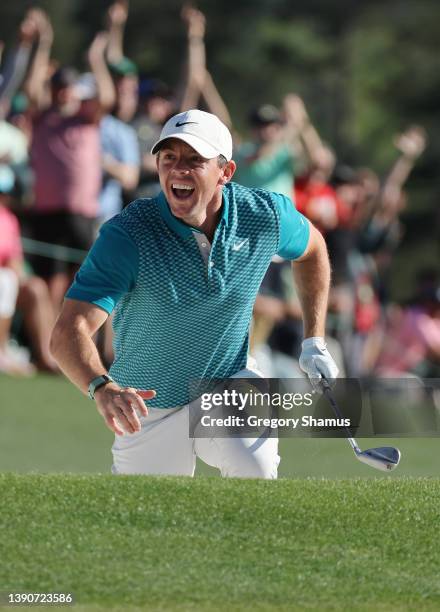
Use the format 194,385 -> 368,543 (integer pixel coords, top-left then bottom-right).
322,381 -> 361,454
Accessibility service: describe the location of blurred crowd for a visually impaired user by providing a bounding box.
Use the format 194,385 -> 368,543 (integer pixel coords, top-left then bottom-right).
0,2 -> 439,379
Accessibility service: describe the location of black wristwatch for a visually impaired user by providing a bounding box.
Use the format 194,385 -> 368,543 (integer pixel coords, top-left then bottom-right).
88,374 -> 115,400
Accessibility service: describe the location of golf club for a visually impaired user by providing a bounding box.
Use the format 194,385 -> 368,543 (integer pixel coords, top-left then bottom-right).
321,377 -> 401,472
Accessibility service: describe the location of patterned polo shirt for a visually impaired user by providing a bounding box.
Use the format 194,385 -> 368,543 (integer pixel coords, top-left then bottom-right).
66,181 -> 310,407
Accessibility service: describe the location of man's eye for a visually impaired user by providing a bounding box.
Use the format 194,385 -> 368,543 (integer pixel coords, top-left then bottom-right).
164,154 -> 175,160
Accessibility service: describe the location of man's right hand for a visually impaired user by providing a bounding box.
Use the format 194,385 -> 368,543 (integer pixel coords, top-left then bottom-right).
394,125 -> 427,159
182,5 -> 206,39
27,8 -> 53,46
107,1 -> 129,28
94,383 -> 156,436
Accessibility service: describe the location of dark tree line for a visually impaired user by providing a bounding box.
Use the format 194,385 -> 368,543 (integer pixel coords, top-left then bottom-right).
1,0 -> 438,297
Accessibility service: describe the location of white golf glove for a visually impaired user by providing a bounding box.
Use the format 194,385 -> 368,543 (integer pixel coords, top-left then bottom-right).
299,337 -> 339,392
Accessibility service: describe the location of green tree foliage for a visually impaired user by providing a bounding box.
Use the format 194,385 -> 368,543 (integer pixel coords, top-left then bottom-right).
1,0 -> 438,296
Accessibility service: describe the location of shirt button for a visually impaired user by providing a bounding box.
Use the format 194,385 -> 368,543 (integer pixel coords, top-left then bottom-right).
209,261 -> 215,268
201,242 -> 207,247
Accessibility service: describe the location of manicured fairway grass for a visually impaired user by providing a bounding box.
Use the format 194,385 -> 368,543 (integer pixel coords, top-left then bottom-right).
2,375 -> 440,610
1,474 -> 440,611
1,374 -> 439,477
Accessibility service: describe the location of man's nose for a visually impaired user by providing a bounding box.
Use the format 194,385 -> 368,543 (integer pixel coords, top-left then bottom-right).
174,158 -> 191,172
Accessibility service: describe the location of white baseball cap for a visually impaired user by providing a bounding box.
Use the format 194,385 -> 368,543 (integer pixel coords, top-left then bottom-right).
151,109 -> 233,161
74,72 -> 97,101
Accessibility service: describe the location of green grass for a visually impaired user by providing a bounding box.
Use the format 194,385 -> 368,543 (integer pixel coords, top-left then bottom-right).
2,375 -> 440,610
0,374 -> 111,473
1,374 -> 439,478
1,475 -> 440,611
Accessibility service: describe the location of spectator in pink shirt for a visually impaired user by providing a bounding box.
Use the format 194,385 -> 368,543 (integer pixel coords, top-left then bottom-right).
375,272 -> 440,377
24,10 -> 115,309
0,165 -> 57,374
0,166 -> 26,374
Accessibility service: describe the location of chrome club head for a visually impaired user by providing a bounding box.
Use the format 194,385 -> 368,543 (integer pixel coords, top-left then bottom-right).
355,446 -> 401,472
321,380 -> 402,473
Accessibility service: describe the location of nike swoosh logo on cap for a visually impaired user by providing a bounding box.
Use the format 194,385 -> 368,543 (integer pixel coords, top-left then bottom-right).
175,121 -> 198,127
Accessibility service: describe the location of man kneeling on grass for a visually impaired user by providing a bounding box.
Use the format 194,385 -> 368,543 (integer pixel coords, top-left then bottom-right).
50,110 -> 338,478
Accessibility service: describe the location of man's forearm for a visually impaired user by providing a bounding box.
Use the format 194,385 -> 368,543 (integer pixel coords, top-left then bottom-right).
180,35 -> 206,111
381,154 -> 415,209
0,44 -> 32,107
293,231 -> 330,338
87,32 -> 116,114
201,71 -> 232,129
50,325 -> 108,395
106,23 -> 124,64
103,157 -> 139,190
90,55 -> 116,113
24,41 -> 51,109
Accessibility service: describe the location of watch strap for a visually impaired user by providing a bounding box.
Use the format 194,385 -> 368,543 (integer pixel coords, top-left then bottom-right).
88,374 -> 115,400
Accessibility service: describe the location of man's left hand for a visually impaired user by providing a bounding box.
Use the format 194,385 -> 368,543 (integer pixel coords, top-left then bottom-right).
299,337 -> 339,392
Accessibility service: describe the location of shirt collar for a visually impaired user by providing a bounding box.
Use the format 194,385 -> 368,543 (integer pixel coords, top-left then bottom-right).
221,184 -> 230,227
157,191 -> 193,238
157,186 -> 230,237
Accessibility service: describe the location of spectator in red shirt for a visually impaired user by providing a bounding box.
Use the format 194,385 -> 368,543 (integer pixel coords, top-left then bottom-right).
295,175 -> 351,235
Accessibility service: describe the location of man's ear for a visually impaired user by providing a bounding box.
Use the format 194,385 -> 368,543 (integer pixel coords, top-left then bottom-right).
219,160 -> 236,185
155,152 -> 160,171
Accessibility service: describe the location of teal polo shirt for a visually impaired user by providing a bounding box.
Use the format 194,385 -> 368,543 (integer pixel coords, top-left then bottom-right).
66,181 -> 310,408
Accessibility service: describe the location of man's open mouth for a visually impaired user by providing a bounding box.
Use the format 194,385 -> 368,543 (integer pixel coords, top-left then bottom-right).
171,183 -> 195,200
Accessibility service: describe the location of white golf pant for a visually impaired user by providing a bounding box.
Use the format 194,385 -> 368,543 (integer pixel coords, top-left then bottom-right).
0,268 -> 19,318
111,368 -> 280,479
